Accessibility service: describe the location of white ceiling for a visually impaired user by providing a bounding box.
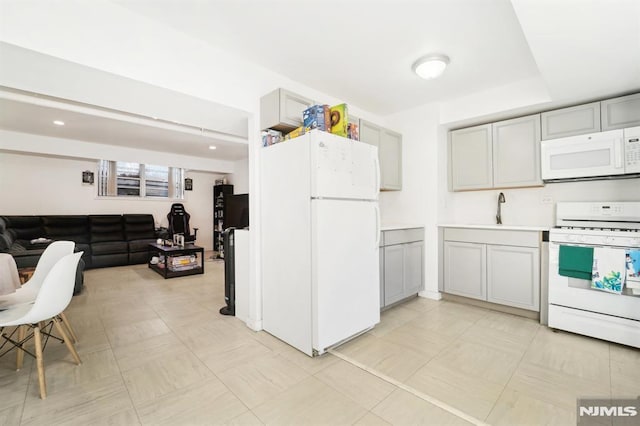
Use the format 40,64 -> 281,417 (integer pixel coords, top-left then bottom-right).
113,0 -> 640,114
2,0 -> 639,161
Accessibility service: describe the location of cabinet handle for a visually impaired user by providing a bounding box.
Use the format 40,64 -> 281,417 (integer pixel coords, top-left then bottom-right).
374,204 -> 381,249
374,153 -> 381,191
614,137 -> 623,168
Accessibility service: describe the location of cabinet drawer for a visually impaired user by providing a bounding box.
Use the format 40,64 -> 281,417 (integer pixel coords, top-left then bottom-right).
443,227 -> 539,248
382,228 -> 424,246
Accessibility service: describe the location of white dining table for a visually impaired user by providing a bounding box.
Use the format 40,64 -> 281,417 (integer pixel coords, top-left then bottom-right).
0,254 -> 21,296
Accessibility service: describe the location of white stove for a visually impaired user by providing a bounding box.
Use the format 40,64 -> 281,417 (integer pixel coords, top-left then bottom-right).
548,202 -> 640,348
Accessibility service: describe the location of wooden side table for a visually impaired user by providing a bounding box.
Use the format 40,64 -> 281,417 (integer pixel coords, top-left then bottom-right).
18,267 -> 35,284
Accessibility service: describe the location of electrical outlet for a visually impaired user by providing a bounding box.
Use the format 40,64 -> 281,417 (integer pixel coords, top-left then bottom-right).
541,195 -> 554,204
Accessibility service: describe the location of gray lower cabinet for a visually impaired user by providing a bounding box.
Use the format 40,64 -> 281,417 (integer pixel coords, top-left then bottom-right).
380,228 -> 424,308
442,227 -> 541,312
443,241 -> 486,300
383,244 -> 405,305
541,102 -> 601,140
360,119 -> 402,191
601,93 -> 640,131
486,244 -> 540,311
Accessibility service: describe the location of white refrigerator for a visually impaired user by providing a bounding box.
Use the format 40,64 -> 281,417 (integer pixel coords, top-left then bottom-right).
261,130 -> 381,356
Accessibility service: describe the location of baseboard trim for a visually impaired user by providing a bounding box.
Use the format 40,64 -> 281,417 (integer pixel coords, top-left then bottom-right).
245,319 -> 263,332
442,293 -> 540,320
419,290 -> 442,301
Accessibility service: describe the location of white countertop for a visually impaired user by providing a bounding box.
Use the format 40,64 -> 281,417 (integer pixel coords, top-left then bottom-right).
381,224 -> 424,231
437,223 -> 550,232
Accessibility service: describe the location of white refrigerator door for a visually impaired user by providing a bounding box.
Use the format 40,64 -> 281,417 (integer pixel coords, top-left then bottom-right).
311,198 -> 380,354
309,131 -> 379,201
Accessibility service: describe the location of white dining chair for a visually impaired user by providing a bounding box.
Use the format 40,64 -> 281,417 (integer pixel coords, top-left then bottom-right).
0,252 -> 83,399
0,241 -> 79,345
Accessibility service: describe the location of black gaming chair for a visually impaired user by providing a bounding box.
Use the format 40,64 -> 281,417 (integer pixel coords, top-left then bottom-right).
167,203 -> 198,243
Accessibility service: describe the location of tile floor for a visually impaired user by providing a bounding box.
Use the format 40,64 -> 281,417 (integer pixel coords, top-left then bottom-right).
0,258 -> 638,425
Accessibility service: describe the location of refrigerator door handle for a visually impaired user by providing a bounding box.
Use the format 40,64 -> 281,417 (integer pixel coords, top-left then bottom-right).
374,204 -> 381,248
374,153 -> 380,193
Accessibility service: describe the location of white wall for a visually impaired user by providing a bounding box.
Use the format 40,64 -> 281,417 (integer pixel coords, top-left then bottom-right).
229,158 -> 249,194
383,103 -> 441,297
0,150 -> 225,251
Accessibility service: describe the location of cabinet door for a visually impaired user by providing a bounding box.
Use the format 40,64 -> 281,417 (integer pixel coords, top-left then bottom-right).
449,124 -> 493,191
384,245 -> 405,306
601,93 -> 640,131
359,119 -> 381,149
260,88 -> 313,132
360,120 -> 402,191
492,114 -> 542,188
541,102 -> 601,140
380,130 -> 402,190
280,89 -> 313,128
403,241 -> 423,296
443,241 -> 486,300
486,245 -> 540,311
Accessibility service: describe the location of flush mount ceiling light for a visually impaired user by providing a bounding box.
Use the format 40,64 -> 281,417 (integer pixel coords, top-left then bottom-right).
209,145 -> 217,150
53,120 -> 65,126
412,54 -> 450,80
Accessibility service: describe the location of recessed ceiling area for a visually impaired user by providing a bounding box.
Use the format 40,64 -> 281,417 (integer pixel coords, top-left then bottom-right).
0,95 -> 249,161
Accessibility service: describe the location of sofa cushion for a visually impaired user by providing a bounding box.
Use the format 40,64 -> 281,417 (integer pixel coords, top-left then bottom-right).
91,241 -> 128,255
128,239 -> 156,252
0,217 -> 15,250
89,215 -> 124,243
43,215 -> 90,244
3,216 -> 44,242
123,214 -> 155,241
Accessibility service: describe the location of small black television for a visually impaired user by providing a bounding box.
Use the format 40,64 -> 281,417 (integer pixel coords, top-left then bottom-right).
223,193 -> 249,230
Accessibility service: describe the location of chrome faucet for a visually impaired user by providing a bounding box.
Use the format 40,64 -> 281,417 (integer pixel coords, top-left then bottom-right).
496,192 -> 506,224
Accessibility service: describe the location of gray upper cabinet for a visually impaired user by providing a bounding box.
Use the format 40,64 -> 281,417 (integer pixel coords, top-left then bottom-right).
360,119 -> 403,191
601,93 -> 640,131
449,124 -> 493,191
492,114 -> 542,188
260,88 -> 314,132
541,102 -> 601,140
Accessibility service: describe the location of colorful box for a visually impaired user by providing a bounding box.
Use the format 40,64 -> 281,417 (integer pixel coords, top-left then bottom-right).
329,103 -> 348,137
347,122 -> 359,141
262,129 -> 283,147
303,104 -> 331,132
285,126 -> 305,140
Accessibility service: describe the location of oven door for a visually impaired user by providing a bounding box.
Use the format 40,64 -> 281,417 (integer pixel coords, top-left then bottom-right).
548,241 -> 640,321
541,129 -> 625,181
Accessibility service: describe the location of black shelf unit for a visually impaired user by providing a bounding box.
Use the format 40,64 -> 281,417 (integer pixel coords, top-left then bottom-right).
213,184 -> 234,258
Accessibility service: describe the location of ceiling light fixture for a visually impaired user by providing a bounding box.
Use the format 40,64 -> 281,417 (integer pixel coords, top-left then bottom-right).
412,54 -> 450,80
53,120 -> 65,126
209,145 -> 217,150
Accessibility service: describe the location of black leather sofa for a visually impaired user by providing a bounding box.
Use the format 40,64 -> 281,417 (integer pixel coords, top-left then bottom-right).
0,214 -> 159,273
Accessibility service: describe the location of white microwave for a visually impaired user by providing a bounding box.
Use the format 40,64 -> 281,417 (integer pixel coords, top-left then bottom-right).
541,126 -> 640,182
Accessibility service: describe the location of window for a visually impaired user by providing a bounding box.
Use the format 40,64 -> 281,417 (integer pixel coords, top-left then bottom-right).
98,160 -> 184,199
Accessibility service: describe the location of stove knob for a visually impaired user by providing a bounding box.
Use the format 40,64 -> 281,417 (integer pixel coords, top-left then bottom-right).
634,238 -> 640,247
566,234 -> 575,242
604,236 -> 614,245
578,235 -> 587,243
